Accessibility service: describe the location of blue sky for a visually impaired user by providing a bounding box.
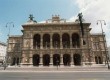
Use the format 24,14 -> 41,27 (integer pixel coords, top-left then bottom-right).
0,0 -> 79,43
0,0 -> 110,46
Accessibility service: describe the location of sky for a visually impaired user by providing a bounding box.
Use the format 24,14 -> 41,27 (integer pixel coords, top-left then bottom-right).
0,0 -> 110,46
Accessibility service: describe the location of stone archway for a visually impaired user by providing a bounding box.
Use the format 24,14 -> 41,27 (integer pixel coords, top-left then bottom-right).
43,34 -> 50,48
11,57 -> 16,66
72,33 -> 80,48
33,54 -> 40,66
11,57 -> 19,66
33,34 -> 41,49
43,54 -> 50,66
95,56 -> 103,64
52,33 -> 60,48
62,33 -> 70,48
98,56 -> 102,64
53,54 -> 60,66
73,54 -> 81,65
63,54 -> 71,66
95,56 -> 98,64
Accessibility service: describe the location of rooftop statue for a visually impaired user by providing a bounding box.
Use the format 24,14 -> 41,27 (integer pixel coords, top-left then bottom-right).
29,14 -> 34,21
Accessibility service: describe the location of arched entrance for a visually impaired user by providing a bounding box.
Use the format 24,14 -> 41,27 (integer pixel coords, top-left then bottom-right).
11,57 -> 19,66
95,56 -> 102,64
98,56 -> 102,64
43,54 -> 50,66
74,54 -> 81,65
95,56 -> 98,64
53,54 -> 60,66
11,57 -> 16,65
63,54 -> 71,66
33,54 -> 40,66
16,57 -> 19,65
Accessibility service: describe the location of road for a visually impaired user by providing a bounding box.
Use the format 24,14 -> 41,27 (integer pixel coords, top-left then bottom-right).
0,72 -> 110,80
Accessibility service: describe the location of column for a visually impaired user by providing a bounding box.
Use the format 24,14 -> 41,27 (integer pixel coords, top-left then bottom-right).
29,57 -> 32,65
50,33 -> 53,49
29,52 -> 33,65
30,38 -> 33,49
30,32 -> 33,49
70,33 -> 72,48
60,53 -> 63,65
60,33 -> 63,49
40,34 -> 43,49
71,53 -> 73,65
50,54 -> 53,65
40,53 -> 43,65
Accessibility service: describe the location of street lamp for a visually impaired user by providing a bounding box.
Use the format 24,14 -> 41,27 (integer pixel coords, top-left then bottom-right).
97,20 -> 110,69
5,22 -> 14,70
6,22 -> 14,36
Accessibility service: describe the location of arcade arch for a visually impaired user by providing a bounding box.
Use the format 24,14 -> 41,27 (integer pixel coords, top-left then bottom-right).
62,33 -> 70,48
63,54 -> 71,66
95,56 -> 102,64
73,54 -> 81,65
52,33 -> 60,48
72,33 -> 80,48
53,54 -> 60,66
43,54 -> 50,66
11,57 -> 19,66
43,34 -> 50,48
33,34 -> 40,49
33,54 -> 40,66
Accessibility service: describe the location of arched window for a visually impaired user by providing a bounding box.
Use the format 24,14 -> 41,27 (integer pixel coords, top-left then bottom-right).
52,33 -> 60,48
43,34 -> 50,48
72,33 -> 80,48
62,33 -> 70,48
33,34 -> 40,49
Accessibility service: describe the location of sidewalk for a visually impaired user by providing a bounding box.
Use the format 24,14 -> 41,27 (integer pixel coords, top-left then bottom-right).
0,65 -> 110,72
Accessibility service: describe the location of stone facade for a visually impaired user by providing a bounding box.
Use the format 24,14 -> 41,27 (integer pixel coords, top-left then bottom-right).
7,15 -> 108,66
0,41 -> 7,64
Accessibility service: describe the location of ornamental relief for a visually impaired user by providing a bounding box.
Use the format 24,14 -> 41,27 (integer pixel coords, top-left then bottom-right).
52,26 -> 60,30
71,26 -> 79,30
23,32 -> 30,38
61,26 -> 71,30
41,27 -> 52,31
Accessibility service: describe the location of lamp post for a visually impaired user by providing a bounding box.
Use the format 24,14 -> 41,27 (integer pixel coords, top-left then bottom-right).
5,22 -> 14,70
97,20 -> 110,69
6,22 -> 14,36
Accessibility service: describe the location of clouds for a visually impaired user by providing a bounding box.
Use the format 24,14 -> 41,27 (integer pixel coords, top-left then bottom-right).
70,0 -> 110,46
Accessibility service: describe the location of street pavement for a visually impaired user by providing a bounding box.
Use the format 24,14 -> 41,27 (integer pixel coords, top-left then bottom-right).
0,71 -> 110,80
0,65 -> 110,80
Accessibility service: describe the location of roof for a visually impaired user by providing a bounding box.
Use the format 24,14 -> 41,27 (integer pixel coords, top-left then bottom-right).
22,15 -> 91,27
0,41 -> 7,46
91,33 -> 104,36
9,35 -> 22,38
